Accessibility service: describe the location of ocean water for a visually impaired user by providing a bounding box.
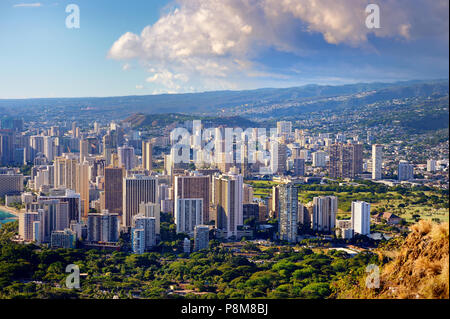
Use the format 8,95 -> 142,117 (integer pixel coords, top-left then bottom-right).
0,210 -> 16,228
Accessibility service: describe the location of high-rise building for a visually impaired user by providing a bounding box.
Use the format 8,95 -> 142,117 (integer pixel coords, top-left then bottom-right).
123,175 -> 158,227
398,160 -> 414,181
336,219 -> 354,239
243,184 -> 254,204
51,229 -> 76,249
427,159 -> 437,173
278,184 -> 298,243
24,199 -> 70,243
19,211 -> 39,241
133,215 -> 156,250
352,201 -> 371,236
277,121 -> 292,139
118,145 -> 136,171
270,142 -> 287,175
0,129 -> 15,166
312,151 -> 326,168
76,161 -> 90,218
243,203 -> 259,221
54,154 -> 78,191
38,189 -> 81,223
131,228 -> 145,254
293,158 -> 305,176
0,173 -> 24,197
193,225 -> 210,251
212,173 -> 243,238
258,202 -> 268,222
142,141 -> 153,171
183,238 -> 191,254
80,139 -> 89,163
298,202 -> 311,229
175,198 -> 203,235
328,143 -> 363,179
104,166 -> 125,220
372,144 -> 383,180
87,210 -> 119,243
312,196 -> 337,233
271,186 -> 279,218
29,135 -> 44,162
43,136 -> 54,162
138,202 -> 161,235
174,174 -> 210,223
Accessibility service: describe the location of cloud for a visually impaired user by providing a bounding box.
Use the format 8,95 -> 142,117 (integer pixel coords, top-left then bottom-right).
108,0 -> 449,92
13,2 -> 42,7
122,63 -> 133,71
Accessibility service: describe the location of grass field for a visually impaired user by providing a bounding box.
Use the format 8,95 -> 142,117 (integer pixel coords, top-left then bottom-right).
246,180 -> 449,223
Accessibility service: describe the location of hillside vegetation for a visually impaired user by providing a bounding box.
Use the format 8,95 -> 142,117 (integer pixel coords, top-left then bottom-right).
335,220 -> 449,299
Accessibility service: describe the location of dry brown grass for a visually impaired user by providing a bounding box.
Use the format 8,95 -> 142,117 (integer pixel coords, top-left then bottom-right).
338,220 -> 449,299
378,221 -> 448,299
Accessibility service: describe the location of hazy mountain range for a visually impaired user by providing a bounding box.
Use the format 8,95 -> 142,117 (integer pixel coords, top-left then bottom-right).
0,80 -> 448,122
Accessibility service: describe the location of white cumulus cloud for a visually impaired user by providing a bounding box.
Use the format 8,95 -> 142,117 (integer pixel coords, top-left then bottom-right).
108,0 -> 449,92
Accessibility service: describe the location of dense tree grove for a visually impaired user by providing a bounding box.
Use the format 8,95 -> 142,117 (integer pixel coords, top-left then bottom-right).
0,221 -> 379,299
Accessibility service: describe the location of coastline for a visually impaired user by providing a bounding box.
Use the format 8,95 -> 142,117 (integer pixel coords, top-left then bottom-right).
0,205 -> 20,218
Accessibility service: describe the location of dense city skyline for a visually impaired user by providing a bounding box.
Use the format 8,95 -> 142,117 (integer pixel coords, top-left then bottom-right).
0,0 -> 448,304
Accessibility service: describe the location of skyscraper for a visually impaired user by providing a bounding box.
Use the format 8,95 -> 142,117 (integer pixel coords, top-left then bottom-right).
212,173 -> 243,238
372,144 -> 383,180
123,175 -> 158,227
352,201 -> 371,236
54,154 -> 78,191
276,121 -> 292,139
0,129 -> 15,166
174,173 -> 210,223
43,136 -> 54,162
104,166 -> 125,220
87,210 -> 119,243
312,196 -> 337,233
243,184 -> 254,204
76,161 -> 90,218
271,185 -> 279,218
312,151 -> 326,167
0,173 -> 24,197
328,143 -> 363,179
398,160 -> 414,181
131,228 -> 145,254
270,142 -> 287,175
19,211 -> 39,241
25,199 -> 70,243
293,158 -> 305,177
118,145 -> 136,171
142,140 -> 153,171
138,202 -> 161,235
38,189 -> 81,223
278,184 -> 298,243
427,159 -> 436,173
193,225 -> 210,251
133,215 -> 156,250
50,229 -> 76,249
80,139 -> 89,163
175,198 -> 203,235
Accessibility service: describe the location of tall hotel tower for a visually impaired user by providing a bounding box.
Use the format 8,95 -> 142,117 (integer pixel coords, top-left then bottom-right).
372,144 -> 383,180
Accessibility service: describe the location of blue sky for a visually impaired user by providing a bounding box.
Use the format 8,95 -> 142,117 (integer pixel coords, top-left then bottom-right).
0,0 -> 448,98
